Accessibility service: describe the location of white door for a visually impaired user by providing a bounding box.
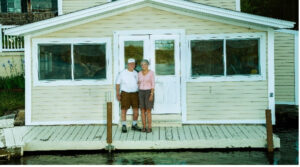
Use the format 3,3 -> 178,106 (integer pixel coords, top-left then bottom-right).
118,35 -> 181,114
150,35 -> 181,114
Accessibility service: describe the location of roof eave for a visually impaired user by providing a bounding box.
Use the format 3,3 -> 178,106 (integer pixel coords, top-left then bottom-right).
5,0 -> 295,36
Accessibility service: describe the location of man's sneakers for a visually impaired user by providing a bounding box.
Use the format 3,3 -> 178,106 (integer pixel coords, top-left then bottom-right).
132,124 -> 141,131
122,125 -> 127,133
122,124 -> 141,133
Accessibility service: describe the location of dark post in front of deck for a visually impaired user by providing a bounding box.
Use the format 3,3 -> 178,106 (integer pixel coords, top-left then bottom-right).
265,109 -> 274,152
107,102 -> 112,144
106,101 -> 114,152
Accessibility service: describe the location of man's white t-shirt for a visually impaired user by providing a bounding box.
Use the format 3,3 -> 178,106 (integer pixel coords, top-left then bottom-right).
116,69 -> 138,93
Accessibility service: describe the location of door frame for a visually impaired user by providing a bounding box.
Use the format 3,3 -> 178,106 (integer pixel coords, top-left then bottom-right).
113,29 -> 186,124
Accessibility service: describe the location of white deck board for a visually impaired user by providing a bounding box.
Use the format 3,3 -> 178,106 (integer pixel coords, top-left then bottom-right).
212,125 -> 226,139
219,125 -> 232,139
67,126 -> 82,141
171,127 -> 179,141
140,128 -> 147,141
152,127 -> 159,141
200,125 -> 212,140
61,126 -> 76,141
127,127 -> 135,141
249,126 -> 265,138
120,127 -> 129,141
183,126 -> 193,140
133,127 -> 141,141
225,125 -> 242,139
177,126 -> 186,140
189,126 -> 199,140
165,127 -> 173,141
80,126 -> 94,141
30,127 -> 45,141
87,126 -> 99,141
159,127 -> 166,140
1,125 -> 281,151
54,126 -> 71,141
237,125 -> 252,139
73,126 -> 88,141
4,128 -> 15,147
101,126 -> 107,141
232,126 -> 248,139
94,126 -> 105,141
48,126 -> 64,141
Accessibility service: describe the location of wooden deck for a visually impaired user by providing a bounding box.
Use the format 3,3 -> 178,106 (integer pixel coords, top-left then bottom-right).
1,125 -> 280,152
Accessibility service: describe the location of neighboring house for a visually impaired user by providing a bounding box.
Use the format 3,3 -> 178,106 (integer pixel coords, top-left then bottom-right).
0,0 -> 57,76
3,0 -> 298,126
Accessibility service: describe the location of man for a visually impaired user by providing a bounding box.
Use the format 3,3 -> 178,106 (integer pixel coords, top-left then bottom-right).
116,58 -> 141,133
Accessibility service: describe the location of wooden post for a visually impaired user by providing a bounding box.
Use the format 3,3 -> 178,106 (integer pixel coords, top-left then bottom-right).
265,109 -> 274,152
107,102 -> 112,144
27,0 -> 31,13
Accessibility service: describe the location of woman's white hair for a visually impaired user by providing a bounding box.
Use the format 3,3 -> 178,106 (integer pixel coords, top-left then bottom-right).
140,59 -> 150,65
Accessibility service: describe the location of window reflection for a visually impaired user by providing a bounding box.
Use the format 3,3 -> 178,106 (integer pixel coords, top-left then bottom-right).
38,44 -> 71,80
226,39 -> 259,75
191,40 -> 224,76
155,40 -> 175,75
124,41 -> 143,72
74,44 -> 106,79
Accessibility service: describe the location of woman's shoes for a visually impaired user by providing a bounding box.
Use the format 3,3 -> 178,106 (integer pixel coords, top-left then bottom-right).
146,128 -> 152,133
141,128 -> 152,133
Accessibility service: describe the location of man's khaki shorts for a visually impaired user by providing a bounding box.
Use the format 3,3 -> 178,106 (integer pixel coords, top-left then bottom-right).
120,91 -> 139,110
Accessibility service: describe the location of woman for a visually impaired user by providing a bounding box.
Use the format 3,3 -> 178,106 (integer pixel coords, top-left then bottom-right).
138,59 -> 155,133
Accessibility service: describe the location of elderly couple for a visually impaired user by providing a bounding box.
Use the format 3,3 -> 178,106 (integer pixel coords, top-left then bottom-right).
116,58 -> 155,133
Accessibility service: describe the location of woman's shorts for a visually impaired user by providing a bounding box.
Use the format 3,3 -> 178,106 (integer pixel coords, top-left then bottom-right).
138,89 -> 154,110
120,91 -> 139,110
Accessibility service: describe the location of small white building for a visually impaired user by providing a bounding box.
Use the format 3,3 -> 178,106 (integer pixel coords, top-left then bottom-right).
5,0 -> 296,126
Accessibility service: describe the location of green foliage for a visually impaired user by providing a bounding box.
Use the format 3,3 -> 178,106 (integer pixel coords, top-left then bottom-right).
241,0 -> 298,29
0,90 -> 25,117
0,57 -> 25,90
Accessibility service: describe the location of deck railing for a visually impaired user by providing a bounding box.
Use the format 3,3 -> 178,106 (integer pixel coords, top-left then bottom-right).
0,25 -> 24,52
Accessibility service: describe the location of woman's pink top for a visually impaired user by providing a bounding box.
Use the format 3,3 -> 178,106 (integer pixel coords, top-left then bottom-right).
138,70 -> 155,90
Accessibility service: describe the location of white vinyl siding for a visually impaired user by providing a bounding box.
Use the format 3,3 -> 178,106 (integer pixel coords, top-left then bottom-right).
62,0 -> 107,14
274,32 -> 295,104
188,0 -> 237,11
32,7 -> 267,124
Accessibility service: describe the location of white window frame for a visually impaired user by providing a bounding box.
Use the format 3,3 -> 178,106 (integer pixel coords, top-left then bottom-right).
187,33 -> 266,82
32,38 -> 112,86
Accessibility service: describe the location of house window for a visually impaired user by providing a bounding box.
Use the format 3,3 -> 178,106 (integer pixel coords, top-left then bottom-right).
74,44 -> 106,79
226,39 -> 259,75
1,0 -> 22,13
35,38 -> 112,86
31,0 -> 57,12
38,44 -> 71,80
191,40 -> 224,76
188,33 -> 265,81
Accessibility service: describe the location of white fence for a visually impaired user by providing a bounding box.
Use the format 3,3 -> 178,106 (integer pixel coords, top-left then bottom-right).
0,25 -> 24,52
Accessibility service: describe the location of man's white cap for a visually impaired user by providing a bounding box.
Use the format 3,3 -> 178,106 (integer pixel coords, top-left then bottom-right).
128,58 -> 135,63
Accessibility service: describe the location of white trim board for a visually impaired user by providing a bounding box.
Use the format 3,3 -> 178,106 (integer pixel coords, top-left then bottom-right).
29,120 -> 109,125
236,0 -> 241,11
267,29 -> 276,125
31,38 -> 112,87
275,101 -> 297,105
275,29 -> 299,35
58,0 -> 63,15
183,120 -> 266,124
5,0 -> 294,36
24,35 -> 32,125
